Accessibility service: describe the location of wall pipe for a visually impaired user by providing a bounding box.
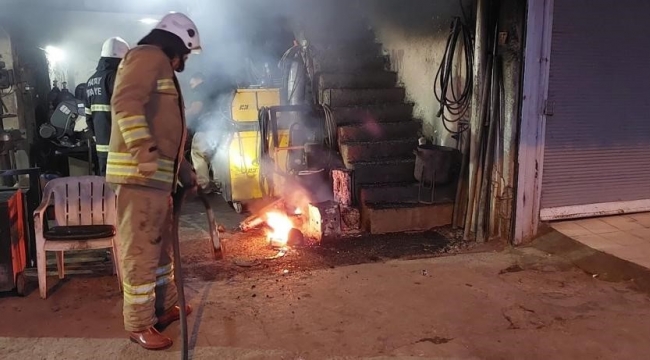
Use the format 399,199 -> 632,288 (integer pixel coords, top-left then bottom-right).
467,55 -> 492,240
488,57 -> 505,238
476,54 -> 499,242
476,12 -> 501,243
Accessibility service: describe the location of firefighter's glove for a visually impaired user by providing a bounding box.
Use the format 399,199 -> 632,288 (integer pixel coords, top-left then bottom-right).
180,170 -> 198,189
178,158 -> 198,193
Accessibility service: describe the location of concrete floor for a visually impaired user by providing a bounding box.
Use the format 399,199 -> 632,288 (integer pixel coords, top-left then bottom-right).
3,198 -> 650,359
2,246 -> 650,359
552,213 -> 650,269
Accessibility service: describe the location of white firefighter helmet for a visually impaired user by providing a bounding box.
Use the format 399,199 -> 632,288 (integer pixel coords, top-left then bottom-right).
154,12 -> 202,54
100,37 -> 130,58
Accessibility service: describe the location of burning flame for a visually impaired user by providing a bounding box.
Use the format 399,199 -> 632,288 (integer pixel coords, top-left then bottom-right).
266,211 -> 293,246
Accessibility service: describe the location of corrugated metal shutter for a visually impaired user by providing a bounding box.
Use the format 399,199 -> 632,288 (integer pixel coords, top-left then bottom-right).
541,0 -> 650,219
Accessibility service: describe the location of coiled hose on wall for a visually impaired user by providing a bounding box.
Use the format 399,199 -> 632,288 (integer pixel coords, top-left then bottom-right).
434,16 -> 474,134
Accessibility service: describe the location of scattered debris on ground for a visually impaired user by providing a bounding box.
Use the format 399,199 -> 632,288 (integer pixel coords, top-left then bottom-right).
168,195 -> 483,284
179,225 -> 470,282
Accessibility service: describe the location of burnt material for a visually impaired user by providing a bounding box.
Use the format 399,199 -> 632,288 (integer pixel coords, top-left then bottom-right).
340,205 -> 361,233
287,228 -> 304,247
305,201 -> 342,242
332,169 -> 354,206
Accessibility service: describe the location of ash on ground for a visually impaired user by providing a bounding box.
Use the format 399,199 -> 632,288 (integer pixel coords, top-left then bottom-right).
179,196 -> 472,282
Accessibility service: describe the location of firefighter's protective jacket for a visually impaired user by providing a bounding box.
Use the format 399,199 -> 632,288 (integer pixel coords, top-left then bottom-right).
106,45 -> 188,192
85,57 -> 120,153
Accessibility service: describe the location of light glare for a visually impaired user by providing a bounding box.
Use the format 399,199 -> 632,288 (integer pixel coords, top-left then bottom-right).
139,18 -> 159,25
44,46 -> 65,65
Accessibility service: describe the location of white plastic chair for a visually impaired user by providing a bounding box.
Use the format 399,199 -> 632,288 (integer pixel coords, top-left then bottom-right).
34,176 -> 121,299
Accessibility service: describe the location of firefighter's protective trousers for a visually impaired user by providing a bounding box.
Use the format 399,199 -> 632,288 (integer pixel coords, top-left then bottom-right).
115,184 -> 178,332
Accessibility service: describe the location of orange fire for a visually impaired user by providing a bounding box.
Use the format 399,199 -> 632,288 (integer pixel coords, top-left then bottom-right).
266,211 -> 293,246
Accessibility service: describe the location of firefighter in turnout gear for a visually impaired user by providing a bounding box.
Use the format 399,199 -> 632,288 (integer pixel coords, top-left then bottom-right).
106,12 -> 201,350
85,37 -> 130,176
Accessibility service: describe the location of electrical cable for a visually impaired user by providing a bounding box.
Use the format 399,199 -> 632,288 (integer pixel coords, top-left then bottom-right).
434,16 -> 474,134
278,45 -> 302,104
286,121 -> 304,174
322,104 -> 336,151
300,45 -> 318,105
257,107 -> 270,197
459,0 -> 472,27
279,44 -> 317,106
258,107 -> 270,158
321,104 -> 337,168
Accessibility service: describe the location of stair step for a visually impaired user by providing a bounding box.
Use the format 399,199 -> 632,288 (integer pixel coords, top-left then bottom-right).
340,138 -> 417,163
316,55 -> 386,73
347,158 -> 416,184
331,103 -> 414,126
338,121 -> 420,142
360,181 -> 457,204
305,28 -> 377,46
323,88 -> 406,107
315,42 -> 383,59
319,71 -> 398,90
361,201 -> 454,235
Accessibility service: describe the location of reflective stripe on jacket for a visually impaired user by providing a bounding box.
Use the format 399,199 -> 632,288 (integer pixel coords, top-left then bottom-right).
106,45 -> 187,191
85,57 -> 120,152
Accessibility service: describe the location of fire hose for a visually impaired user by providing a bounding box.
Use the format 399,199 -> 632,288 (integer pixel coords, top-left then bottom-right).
172,187 -> 222,360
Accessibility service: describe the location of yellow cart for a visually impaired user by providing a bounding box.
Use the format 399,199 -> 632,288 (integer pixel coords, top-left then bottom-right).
219,88 -> 284,213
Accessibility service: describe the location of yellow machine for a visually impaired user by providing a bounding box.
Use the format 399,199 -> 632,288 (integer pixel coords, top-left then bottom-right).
220,88 -> 290,213
217,45 -> 329,213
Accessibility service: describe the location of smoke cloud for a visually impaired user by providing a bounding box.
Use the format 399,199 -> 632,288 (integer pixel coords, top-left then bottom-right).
2,0 -> 363,200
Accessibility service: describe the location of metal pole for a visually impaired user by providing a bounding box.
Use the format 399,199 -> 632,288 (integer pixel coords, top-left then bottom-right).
489,57 -> 505,238
477,56 -> 499,242
476,8 -> 501,243
464,0 -> 489,241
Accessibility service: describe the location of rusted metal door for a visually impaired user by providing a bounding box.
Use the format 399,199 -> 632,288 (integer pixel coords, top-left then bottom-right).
540,0 -> 650,220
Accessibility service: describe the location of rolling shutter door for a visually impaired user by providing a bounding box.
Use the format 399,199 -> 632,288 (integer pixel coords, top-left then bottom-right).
540,0 -> 650,220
